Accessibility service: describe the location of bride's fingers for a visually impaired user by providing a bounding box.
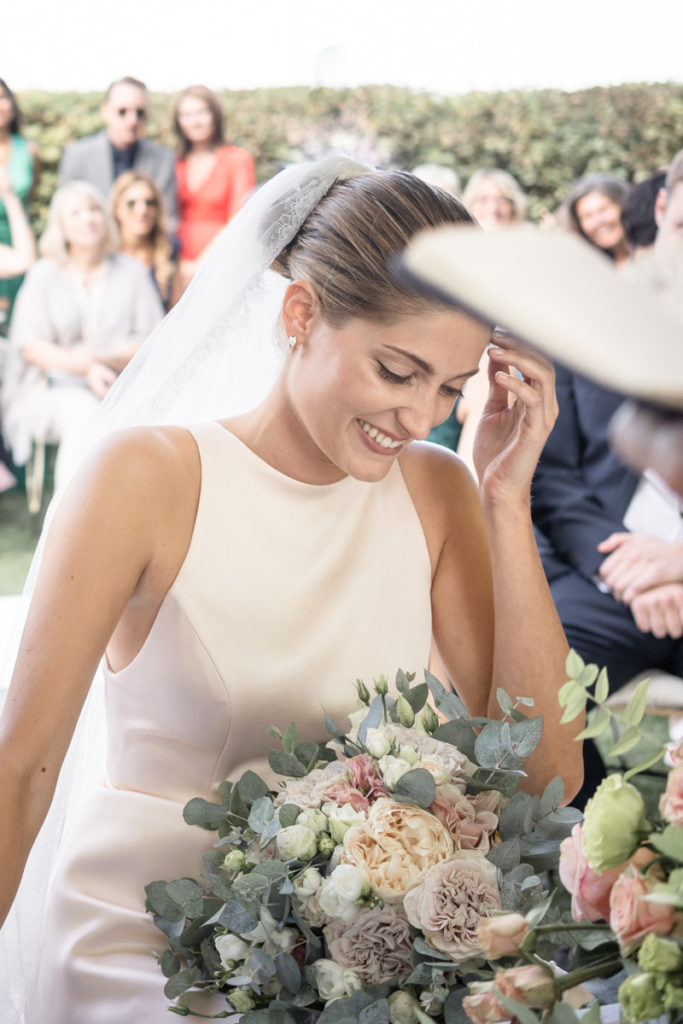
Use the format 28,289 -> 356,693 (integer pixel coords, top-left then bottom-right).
491,367 -> 556,436
488,346 -> 557,420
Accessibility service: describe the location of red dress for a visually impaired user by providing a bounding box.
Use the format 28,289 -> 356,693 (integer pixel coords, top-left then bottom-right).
176,145 -> 256,260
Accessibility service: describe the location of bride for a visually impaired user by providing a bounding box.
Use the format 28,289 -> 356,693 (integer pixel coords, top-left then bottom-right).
0,156 -> 581,1022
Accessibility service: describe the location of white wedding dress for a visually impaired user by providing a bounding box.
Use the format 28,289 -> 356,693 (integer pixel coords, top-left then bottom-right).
24,422 -> 433,1022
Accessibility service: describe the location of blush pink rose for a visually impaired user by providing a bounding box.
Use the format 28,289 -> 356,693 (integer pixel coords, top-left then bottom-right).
559,824 -> 651,923
609,865 -> 676,955
659,763 -> 683,827
494,964 -> 556,1009
431,785 -> 499,853
478,913 -> 531,959
463,985 -> 509,1024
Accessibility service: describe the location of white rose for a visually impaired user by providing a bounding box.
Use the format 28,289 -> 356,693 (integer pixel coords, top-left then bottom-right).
292,865 -> 323,899
296,808 -> 329,834
328,863 -> 369,903
322,801 -> 366,844
378,754 -> 412,791
397,744 -> 420,766
314,958 -> 362,1002
214,933 -> 251,967
418,754 -> 450,786
364,728 -> 392,759
276,824 -> 318,861
318,877 -> 361,923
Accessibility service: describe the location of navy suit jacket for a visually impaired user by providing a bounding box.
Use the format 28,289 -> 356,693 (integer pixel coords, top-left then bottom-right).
59,129 -> 177,226
532,366 -> 640,582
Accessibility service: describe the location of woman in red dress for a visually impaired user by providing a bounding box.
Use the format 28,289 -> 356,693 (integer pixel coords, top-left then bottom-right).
173,84 -> 255,296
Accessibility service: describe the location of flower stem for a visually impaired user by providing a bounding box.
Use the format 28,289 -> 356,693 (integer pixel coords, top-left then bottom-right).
533,923 -> 613,935
555,958 -> 624,993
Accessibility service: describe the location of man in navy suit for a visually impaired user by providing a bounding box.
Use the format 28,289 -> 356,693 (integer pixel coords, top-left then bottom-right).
59,76 -> 177,226
532,153 -> 683,804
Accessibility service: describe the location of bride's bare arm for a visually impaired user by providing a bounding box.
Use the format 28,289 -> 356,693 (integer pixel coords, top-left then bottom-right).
0,427 -> 199,927
405,345 -> 583,801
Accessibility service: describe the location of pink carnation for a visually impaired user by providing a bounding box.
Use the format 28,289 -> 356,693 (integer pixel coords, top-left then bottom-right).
609,865 -> 676,955
659,762 -> 683,827
326,754 -> 389,812
431,784 -> 499,853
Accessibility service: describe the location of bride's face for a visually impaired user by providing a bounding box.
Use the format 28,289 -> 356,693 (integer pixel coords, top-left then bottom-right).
286,306 -> 489,483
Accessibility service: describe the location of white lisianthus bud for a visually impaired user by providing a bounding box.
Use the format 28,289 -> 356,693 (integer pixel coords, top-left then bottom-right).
388,989 -> 422,1024
318,877 -> 360,922
292,865 -> 323,899
328,863 -> 369,903
276,824 -> 318,862
229,989 -> 256,1013
379,754 -> 412,791
222,849 -> 248,873
364,728 -> 392,759
321,801 -> 366,844
214,933 -> 251,967
395,695 -> 415,728
314,959 -> 362,1002
397,744 -> 420,766
296,808 -> 329,834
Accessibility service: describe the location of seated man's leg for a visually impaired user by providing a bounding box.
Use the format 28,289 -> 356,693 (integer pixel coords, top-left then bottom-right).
550,569 -> 680,808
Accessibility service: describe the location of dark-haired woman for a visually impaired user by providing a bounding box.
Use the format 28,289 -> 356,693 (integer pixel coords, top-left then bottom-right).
0,158 -> 580,1022
173,84 -> 255,296
562,172 -> 630,264
0,78 -> 38,334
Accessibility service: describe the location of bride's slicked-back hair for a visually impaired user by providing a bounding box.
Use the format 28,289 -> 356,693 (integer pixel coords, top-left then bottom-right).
271,170 -> 474,325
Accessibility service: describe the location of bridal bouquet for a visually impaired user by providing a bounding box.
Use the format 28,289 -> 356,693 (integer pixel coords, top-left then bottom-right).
146,670 -> 581,1022
460,653 -> 683,1024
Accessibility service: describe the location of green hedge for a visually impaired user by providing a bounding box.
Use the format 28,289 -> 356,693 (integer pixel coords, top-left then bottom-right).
17,81 -> 683,229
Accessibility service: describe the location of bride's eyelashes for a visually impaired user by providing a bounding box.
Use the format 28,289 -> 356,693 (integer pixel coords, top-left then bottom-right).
376,362 -> 462,400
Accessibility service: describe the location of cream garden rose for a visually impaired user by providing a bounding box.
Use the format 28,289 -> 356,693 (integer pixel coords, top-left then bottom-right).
342,797 -> 454,900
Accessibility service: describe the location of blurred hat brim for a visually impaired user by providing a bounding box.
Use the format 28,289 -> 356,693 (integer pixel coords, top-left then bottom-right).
397,225 -> 683,411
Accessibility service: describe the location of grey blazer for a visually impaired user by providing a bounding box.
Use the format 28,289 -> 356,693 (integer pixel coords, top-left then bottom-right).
58,129 -> 177,225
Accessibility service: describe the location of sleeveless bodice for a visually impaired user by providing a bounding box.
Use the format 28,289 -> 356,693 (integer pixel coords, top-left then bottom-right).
28,422 -> 433,1022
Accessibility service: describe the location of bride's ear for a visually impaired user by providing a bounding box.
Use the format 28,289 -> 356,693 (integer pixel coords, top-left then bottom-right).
282,280 -> 319,342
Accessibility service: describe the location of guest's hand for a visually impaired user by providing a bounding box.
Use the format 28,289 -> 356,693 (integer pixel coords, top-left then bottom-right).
473,337 -> 558,506
630,582 -> 683,639
598,532 -> 683,602
86,360 -> 117,398
21,340 -> 92,375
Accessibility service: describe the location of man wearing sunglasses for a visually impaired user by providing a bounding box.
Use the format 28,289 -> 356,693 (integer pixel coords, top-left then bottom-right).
59,76 -> 177,227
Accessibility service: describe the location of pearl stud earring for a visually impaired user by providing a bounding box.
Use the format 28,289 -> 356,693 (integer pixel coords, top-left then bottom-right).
288,335 -> 298,352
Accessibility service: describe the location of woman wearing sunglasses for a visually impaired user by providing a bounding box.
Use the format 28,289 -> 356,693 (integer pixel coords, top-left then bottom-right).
110,171 -> 177,309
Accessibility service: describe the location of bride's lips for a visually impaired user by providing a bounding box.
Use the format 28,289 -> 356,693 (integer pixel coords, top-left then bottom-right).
356,418 -> 407,454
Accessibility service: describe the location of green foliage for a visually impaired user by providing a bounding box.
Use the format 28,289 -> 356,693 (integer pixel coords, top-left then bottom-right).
17,80 -> 683,234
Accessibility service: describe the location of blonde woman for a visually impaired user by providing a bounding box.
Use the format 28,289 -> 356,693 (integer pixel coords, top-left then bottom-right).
1,180 -> 163,486
110,171 -> 177,310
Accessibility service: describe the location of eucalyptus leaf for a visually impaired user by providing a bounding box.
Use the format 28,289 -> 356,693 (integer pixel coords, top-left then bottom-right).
594,667 -> 610,704
495,991 -> 545,1024
238,770 -> 272,805
249,795 -> 276,832
160,949 -> 182,978
164,966 -> 202,999
608,726 -> 642,757
145,881 -> 187,922
558,679 -> 582,708
404,683 -> 429,713
433,719 -> 477,760
620,678 -> 651,728
540,775 -> 565,815
496,688 -> 515,716
545,1003 -> 582,1024
443,987 -> 469,1024
474,721 -> 508,768
577,663 -> 600,688
269,751 -> 308,778
275,952 -> 302,993
486,836 -> 521,870
357,696 -> 384,745
576,706 -> 611,741
318,991 -> 374,1021
182,797 -> 226,829
152,914 -> 186,941
412,936 -> 452,960
234,871 -> 271,904
324,711 -> 346,739
499,792 -> 534,838
283,722 -> 298,755
279,803 -> 301,827
219,780 -> 233,806
393,768 -> 436,808
396,668 -> 410,693
425,669 -> 469,719
359,999 -> 390,1024
253,860 -> 289,882
405,962 -> 435,985
559,689 -> 588,724
250,946 -> 277,984
219,898 -> 259,934
509,716 -> 544,757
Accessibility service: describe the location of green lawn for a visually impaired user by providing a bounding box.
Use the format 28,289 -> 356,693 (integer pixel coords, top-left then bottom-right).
0,485 -> 44,595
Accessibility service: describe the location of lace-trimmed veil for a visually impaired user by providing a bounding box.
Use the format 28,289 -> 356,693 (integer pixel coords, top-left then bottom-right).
0,154 -> 369,1022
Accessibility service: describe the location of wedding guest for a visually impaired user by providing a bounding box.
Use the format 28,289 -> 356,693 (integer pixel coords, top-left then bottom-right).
110,171 -> 177,310
173,84 -> 255,296
462,168 -> 526,231
0,78 -> 39,335
1,181 -> 163,488
59,76 -> 177,227
621,171 -> 667,259
561,172 -> 630,264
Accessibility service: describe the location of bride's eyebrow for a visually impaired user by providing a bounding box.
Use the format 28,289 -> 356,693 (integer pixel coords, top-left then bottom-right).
384,345 -> 479,382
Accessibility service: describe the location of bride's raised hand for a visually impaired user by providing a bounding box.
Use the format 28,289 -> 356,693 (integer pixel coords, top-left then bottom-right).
472,333 -> 557,505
